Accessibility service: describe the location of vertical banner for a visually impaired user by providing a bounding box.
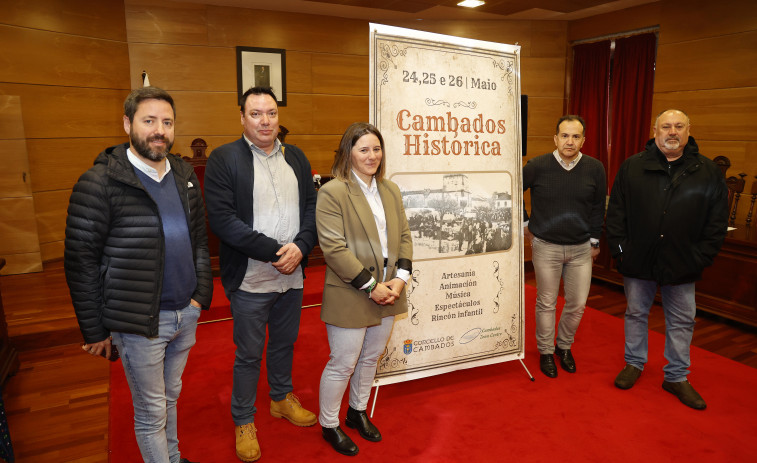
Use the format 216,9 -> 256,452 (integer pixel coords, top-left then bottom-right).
370,24 -> 524,386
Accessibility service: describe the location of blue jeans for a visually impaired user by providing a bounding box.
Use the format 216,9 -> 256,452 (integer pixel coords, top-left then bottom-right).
230,288 -> 303,425
623,277 -> 697,382
531,237 -> 593,354
111,303 -> 201,463
318,316 -> 395,428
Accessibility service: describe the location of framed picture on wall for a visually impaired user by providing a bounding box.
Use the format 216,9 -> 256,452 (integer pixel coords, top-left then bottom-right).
236,46 -> 287,106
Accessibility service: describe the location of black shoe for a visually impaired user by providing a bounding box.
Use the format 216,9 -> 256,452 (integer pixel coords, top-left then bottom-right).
554,346 -> 576,373
540,354 -> 558,378
345,406 -> 382,442
322,426 -> 359,456
179,459 -> 198,463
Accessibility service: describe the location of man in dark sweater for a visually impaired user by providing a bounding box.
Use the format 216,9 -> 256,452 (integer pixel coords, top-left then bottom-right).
523,115 -> 607,378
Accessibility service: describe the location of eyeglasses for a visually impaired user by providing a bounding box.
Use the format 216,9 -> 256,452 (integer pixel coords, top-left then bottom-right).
248,110 -> 278,120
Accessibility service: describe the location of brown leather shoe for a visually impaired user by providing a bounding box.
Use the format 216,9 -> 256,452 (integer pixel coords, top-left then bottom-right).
662,380 -> 707,410
614,364 -> 642,389
270,392 -> 317,426
235,422 -> 261,462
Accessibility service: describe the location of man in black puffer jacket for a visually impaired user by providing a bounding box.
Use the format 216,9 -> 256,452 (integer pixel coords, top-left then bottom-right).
65,87 -> 211,463
607,109 -> 728,410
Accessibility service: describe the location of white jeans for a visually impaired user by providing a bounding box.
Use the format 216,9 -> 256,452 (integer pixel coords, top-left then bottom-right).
531,237 -> 593,354
318,316 -> 394,428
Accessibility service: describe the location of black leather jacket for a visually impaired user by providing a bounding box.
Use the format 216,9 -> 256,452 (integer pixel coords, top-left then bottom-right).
606,137 -> 728,285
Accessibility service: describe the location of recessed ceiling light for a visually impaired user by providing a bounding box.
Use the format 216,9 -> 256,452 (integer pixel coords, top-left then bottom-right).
458,0 -> 485,8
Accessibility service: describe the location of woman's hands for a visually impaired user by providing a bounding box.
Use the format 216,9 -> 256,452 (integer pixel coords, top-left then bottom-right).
370,278 -> 405,305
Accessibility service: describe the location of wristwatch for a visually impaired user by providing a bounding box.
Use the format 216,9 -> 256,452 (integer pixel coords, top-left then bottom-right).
590,241 -> 600,248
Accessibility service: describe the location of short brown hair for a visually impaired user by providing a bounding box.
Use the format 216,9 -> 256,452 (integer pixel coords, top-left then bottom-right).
555,115 -> 586,135
124,86 -> 175,123
331,122 -> 386,182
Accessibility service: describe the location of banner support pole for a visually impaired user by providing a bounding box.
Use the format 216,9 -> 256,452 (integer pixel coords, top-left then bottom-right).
369,385 -> 380,418
519,358 -> 535,381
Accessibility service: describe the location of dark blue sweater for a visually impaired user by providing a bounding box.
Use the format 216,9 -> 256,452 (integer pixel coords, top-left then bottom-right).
135,168 -> 196,310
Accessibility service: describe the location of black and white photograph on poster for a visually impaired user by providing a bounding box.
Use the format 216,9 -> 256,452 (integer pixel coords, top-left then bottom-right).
392,171 -> 513,261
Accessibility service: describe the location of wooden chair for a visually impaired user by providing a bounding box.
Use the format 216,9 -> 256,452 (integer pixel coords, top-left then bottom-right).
746,176 -> 757,228
714,155 -> 756,228
181,138 -> 220,273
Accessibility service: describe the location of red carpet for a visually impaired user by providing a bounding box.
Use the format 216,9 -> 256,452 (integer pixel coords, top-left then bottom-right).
111,267 -> 757,462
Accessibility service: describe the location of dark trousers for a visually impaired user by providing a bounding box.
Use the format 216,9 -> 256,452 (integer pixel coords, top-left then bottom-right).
230,288 -> 303,425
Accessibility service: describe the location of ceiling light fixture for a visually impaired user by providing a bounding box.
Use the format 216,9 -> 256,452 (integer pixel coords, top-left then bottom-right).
457,0 -> 485,8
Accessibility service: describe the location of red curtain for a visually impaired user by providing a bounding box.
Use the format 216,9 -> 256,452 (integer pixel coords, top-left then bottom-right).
568,40 -> 611,165
608,33 -> 657,189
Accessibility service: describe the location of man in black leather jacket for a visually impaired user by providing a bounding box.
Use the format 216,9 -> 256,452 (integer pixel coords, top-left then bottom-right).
65,86 -> 211,463
607,109 -> 728,410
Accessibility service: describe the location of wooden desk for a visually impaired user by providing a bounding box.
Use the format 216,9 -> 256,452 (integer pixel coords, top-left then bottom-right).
592,226 -> 757,327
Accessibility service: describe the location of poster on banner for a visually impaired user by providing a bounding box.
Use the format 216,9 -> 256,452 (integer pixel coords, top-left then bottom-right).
369,24 -> 525,386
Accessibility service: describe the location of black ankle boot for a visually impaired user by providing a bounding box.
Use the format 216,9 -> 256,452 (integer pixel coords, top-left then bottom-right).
322,426 -> 359,456
345,406 -> 382,442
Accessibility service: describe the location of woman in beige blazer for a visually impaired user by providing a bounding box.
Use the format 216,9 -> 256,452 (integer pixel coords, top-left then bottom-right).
316,122 -> 413,456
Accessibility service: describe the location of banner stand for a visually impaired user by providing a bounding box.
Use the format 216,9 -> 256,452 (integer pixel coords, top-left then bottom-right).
368,23 -> 526,416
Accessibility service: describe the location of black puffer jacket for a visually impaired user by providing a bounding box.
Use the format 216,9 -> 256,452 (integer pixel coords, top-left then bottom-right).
64,143 -> 213,344
606,137 -> 728,285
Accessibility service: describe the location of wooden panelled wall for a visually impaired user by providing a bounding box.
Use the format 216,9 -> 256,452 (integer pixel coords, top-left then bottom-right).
0,0 -> 568,267
1,0 -> 755,267
569,0 -> 757,224
0,0 -> 131,267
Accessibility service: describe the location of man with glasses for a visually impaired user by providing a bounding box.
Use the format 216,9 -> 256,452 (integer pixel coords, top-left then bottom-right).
607,109 -> 728,410
204,87 -> 318,461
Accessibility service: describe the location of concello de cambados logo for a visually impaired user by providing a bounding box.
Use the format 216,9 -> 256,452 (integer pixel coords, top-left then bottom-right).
403,339 -> 413,355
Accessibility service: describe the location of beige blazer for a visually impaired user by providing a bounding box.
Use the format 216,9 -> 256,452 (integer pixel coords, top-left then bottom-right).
316,176 -> 413,328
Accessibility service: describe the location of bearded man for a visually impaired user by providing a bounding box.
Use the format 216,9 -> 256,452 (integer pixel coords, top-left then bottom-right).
606,109 -> 728,410
65,86 -> 212,463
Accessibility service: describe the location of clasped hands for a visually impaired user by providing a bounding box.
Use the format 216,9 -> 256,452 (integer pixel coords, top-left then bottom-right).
273,243 -> 303,275
370,278 -> 406,306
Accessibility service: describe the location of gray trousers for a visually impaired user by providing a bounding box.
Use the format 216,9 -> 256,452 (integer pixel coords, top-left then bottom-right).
318,316 -> 394,428
531,237 -> 593,354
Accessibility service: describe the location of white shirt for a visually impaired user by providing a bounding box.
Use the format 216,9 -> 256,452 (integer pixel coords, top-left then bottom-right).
352,171 -> 410,286
552,149 -> 583,171
127,148 -> 170,182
